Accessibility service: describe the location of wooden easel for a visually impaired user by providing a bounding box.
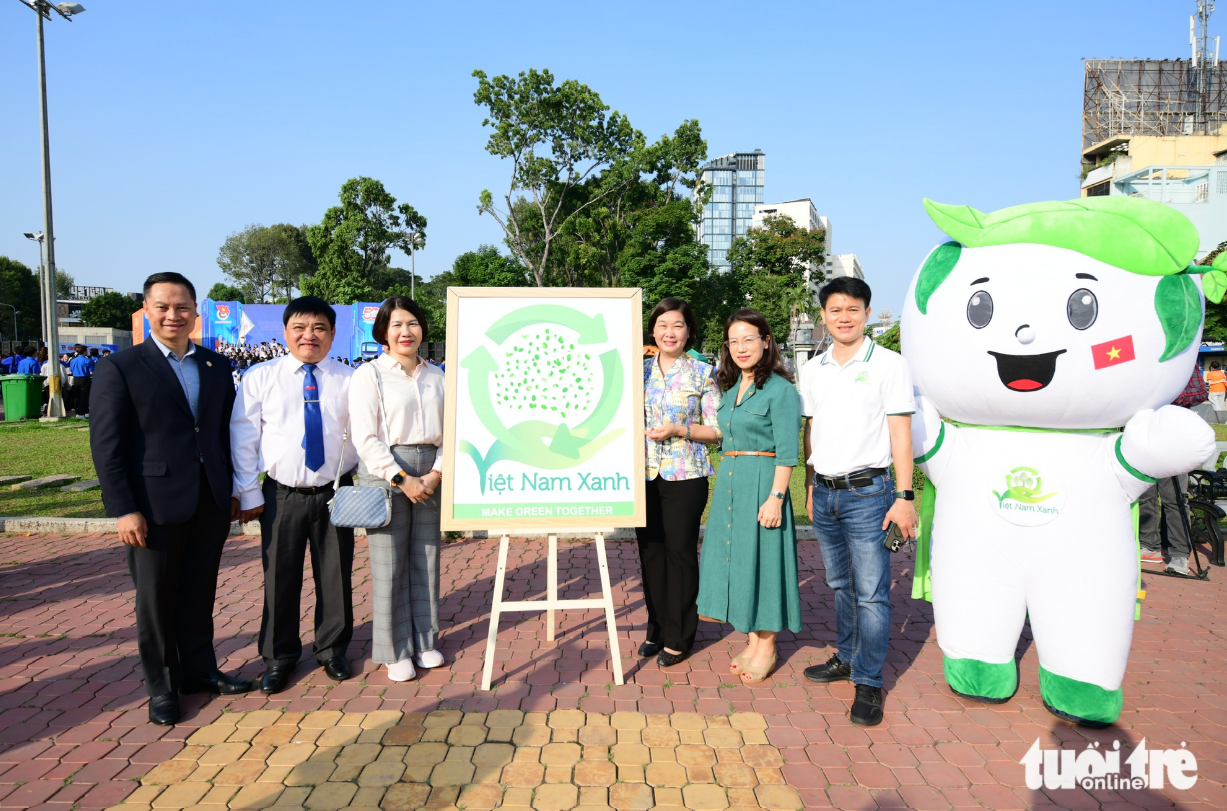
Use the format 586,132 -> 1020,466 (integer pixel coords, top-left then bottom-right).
480,529 -> 625,691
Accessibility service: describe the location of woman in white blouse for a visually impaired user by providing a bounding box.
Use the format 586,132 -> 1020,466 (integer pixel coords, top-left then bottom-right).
349,296 -> 446,682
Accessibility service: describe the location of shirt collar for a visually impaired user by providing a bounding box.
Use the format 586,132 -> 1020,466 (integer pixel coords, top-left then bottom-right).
151,335 -> 196,361
819,338 -> 875,366
378,351 -> 429,378
286,354 -> 333,374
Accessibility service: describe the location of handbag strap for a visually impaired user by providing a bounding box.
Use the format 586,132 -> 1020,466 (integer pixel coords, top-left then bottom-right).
332,362 -> 392,492
332,426 -> 349,492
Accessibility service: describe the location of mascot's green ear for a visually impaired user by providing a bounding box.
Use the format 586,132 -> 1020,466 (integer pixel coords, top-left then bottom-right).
923,197 -> 1199,277
914,242 -> 962,315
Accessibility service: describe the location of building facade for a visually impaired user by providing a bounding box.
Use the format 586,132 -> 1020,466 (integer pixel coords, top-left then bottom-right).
697,150 -> 765,269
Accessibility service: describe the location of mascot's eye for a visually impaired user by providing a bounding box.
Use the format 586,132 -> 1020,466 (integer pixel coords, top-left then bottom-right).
966,291 -> 993,329
1067,288 -> 1098,330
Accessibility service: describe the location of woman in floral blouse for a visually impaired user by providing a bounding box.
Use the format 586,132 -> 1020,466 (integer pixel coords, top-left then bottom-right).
637,298 -> 722,667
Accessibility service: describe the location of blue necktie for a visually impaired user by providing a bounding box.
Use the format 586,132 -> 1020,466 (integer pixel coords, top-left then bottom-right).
302,364 -> 325,472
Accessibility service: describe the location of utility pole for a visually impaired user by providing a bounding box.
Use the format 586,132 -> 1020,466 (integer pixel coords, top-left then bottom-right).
15,0 -> 85,418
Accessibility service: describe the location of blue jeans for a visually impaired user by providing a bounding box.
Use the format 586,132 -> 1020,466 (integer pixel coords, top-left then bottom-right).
811,473 -> 895,688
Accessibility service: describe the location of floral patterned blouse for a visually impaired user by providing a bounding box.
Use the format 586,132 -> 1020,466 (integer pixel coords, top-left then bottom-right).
643,355 -> 722,481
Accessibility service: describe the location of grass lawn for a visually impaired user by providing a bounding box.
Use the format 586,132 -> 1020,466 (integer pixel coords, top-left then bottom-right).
0,419 -> 106,518
4,420 -> 1222,521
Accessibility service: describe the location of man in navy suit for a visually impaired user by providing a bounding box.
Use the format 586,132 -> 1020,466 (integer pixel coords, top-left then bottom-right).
91,272 -> 252,725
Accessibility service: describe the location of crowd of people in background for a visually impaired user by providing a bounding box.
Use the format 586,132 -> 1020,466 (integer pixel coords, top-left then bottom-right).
0,343 -> 109,417
211,338 -> 441,389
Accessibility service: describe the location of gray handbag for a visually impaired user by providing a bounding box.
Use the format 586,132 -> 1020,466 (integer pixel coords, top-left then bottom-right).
328,367 -> 393,529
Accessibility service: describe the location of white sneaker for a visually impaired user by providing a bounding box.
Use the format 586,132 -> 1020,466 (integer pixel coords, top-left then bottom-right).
386,658 -> 416,682
414,649 -> 444,669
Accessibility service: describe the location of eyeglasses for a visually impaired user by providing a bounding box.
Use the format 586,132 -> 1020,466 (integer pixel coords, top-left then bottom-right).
725,335 -> 763,349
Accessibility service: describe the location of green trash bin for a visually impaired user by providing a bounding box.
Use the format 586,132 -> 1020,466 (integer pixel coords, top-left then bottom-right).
0,374 -> 46,421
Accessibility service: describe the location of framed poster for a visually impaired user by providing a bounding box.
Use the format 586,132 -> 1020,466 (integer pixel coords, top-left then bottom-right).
441,288 -> 646,531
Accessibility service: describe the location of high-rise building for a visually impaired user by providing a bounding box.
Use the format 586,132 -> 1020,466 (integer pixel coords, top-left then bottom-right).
697,150 -> 765,269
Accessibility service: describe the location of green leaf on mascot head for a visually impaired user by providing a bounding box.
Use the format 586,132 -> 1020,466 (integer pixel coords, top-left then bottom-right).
914,242 -> 962,315
1155,274 -> 1202,362
922,197 -> 1200,277
1203,269 -> 1227,304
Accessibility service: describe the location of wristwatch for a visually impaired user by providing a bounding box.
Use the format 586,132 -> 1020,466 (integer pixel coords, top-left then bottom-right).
895,490 -> 915,501
391,471 -> 408,486
771,491 -> 786,500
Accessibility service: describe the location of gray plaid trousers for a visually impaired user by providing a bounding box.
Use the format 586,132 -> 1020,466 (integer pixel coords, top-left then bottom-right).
358,444 -> 441,664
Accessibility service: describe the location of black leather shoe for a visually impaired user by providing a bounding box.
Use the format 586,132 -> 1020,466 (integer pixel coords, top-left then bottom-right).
804,654 -> 852,683
850,684 -> 884,726
260,666 -> 294,695
657,649 -> 686,668
321,655 -> 351,682
148,693 -> 181,726
638,641 -> 660,658
181,671 -> 254,695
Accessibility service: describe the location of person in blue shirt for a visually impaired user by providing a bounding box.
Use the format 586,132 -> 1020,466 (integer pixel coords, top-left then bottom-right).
17,349 -> 40,375
0,353 -> 16,374
68,345 -> 95,417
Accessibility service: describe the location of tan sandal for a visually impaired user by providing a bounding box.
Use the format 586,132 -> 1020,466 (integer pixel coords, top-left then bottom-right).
729,652 -> 752,675
740,651 -> 778,684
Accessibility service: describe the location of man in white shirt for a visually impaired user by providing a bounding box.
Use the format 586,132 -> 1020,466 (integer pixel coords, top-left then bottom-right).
798,277 -> 918,727
230,297 -> 358,694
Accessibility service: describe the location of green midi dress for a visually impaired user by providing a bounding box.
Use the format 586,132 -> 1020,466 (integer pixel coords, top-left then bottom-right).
697,372 -> 803,634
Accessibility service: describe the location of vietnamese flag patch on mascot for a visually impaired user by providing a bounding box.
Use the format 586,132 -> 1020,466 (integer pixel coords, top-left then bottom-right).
1091,335 -> 1136,370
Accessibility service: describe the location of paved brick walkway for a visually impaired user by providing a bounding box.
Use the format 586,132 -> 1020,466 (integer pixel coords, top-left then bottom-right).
0,532 -> 1224,809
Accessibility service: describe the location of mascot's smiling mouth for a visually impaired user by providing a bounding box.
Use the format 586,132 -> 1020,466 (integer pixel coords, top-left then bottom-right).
986,350 -> 1068,392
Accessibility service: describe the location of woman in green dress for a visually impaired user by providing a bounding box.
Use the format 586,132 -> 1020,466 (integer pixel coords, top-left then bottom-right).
697,308 -> 802,684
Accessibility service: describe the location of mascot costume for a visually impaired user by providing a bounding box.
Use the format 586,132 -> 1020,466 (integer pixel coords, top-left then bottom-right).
903,196 -> 1221,727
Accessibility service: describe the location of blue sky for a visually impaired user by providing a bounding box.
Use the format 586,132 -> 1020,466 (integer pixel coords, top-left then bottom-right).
0,0 -> 1210,316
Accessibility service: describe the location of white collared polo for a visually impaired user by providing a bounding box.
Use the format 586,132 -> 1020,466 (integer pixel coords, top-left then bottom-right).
799,338 -> 916,477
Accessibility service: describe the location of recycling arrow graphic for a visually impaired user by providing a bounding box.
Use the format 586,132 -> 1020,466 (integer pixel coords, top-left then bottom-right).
458,304 -> 625,492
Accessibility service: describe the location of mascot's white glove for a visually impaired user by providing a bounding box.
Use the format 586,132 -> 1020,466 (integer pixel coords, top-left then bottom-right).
1119,406 -> 1216,481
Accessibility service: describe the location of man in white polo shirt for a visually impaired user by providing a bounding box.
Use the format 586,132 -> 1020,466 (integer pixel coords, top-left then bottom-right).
799,276 -> 918,727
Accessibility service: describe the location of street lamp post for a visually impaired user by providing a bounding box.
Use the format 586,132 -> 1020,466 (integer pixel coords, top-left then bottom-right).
15,0 -> 86,419
408,232 -> 424,300
24,232 -> 47,348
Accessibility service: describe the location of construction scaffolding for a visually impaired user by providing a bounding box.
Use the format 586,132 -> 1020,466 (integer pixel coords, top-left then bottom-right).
1083,59 -> 1227,151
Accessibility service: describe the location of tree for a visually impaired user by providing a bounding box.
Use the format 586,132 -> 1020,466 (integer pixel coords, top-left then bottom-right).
303,177 -> 427,304
206,283 -> 247,303
877,323 -> 901,353
268,224 -> 317,301
781,281 -> 817,347
0,257 -> 41,342
473,68 -> 643,287
217,223 -> 317,303
217,224 -> 282,303
56,268 -> 75,299
728,214 -> 827,341
81,291 -> 141,330
452,245 -> 530,287
1200,241 -> 1227,341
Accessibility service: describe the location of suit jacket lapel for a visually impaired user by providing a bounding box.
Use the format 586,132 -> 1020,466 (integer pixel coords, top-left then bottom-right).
139,339 -> 194,419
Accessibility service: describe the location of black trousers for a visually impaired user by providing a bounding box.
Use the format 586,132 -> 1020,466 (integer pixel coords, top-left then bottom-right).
635,475 -> 709,653
127,472 -> 230,697
74,377 -> 91,415
258,476 -> 355,667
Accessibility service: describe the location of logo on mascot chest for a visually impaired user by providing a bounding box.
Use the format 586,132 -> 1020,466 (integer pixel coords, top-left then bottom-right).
990,465 -> 1065,526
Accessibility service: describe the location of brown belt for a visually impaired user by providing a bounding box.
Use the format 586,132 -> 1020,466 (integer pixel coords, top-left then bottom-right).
722,451 -> 776,457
